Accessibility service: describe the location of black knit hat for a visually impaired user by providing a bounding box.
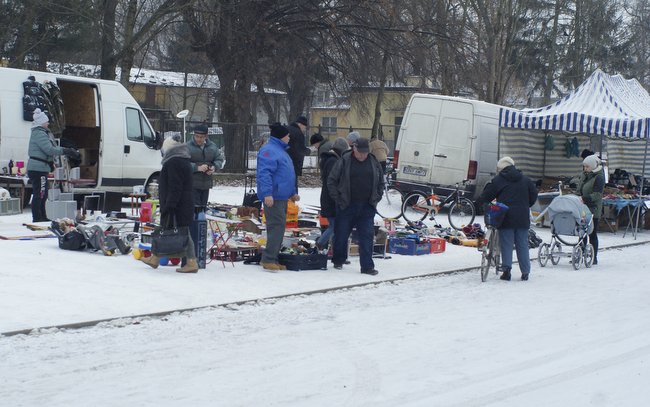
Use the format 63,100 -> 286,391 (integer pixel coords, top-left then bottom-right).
309,133 -> 324,145
296,115 -> 308,126
269,122 -> 289,138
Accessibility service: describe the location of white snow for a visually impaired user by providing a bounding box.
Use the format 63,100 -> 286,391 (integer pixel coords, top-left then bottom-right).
1,187 -> 649,406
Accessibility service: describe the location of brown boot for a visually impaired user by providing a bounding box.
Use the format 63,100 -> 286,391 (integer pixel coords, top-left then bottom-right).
261,262 -> 282,272
141,255 -> 160,269
176,258 -> 199,273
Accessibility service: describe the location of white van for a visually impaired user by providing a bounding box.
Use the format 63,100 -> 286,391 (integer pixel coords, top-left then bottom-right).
0,67 -> 162,204
393,94 -> 502,200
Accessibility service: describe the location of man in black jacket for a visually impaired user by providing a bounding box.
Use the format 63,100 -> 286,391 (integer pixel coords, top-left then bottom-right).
480,157 -> 538,281
327,138 -> 384,275
287,115 -> 311,189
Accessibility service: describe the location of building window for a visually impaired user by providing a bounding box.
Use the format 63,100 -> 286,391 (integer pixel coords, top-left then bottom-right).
321,117 -> 337,133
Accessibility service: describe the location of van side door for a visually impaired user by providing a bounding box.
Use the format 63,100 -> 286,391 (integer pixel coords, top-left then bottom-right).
431,100 -> 474,185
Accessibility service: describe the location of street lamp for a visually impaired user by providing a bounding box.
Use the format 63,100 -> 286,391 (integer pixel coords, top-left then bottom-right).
176,109 -> 190,142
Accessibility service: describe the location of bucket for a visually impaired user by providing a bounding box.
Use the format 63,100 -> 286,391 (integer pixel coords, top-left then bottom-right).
140,201 -> 152,222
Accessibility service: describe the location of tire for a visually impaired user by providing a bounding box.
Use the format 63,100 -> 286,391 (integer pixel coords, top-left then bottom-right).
480,249 -> 490,282
572,245 -> 583,270
583,243 -> 594,268
448,198 -> 476,230
376,187 -> 403,219
401,192 -> 430,223
550,242 -> 562,265
538,243 -> 550,267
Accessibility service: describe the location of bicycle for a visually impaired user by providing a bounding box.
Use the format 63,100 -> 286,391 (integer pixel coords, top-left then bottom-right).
478,224 -> 501,282
375,159 -> 404,220
401,180 -> 476,230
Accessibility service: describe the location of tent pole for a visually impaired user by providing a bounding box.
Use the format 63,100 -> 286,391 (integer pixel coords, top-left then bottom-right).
633,138 -> 649,239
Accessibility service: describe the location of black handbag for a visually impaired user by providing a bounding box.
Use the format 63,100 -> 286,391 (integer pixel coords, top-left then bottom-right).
151,216 -> 189,256
242,174 -> 262,210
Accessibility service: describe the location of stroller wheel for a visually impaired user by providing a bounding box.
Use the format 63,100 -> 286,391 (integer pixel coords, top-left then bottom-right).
572,246 -> 583,270
550,242 -> 562,265
538,243 -> 550,267
583,244 -> 594,268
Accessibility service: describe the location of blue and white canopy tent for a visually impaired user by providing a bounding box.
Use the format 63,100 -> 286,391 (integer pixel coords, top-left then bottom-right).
498,69 -> 650,181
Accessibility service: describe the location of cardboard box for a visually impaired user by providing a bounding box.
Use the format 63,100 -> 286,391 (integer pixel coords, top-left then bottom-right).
598,218 -> 618,233
388,238 -> 431,256
79,164 -> 97,180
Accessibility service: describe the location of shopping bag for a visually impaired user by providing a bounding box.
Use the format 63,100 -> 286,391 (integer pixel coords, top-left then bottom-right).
151,216 -> 189,256
243,189 -> 262,211
484,202 -> 509,228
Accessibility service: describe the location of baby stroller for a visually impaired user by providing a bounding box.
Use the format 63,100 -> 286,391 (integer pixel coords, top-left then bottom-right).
537,194 -> 594,270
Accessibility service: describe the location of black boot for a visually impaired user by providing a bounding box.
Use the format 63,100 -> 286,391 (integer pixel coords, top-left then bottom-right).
500,266 -> 511,281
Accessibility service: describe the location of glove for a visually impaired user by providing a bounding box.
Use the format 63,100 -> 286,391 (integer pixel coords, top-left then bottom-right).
63,148 -> 81,160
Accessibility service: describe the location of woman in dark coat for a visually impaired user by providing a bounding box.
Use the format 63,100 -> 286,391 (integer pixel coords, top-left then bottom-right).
576,154 -> 604,265
316,137 -> 349,250
480,157 -> 538,281
142,135 -> 198,273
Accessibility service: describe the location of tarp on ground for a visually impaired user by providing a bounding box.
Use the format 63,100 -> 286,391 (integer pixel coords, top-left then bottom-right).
498,69 -> 650,179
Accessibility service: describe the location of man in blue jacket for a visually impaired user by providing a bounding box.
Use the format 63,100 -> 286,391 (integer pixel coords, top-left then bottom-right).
256,123 -> 299,271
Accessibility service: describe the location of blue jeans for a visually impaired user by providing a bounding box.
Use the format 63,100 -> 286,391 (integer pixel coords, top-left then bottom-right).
317,217 -> 336,248
333,202 -> 375,270
499,228 -> 531,275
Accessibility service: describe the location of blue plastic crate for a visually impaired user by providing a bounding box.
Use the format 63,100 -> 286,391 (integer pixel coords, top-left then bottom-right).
388,238 -> 431,256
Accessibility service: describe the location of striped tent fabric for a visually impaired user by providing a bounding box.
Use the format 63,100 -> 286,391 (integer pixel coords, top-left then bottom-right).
500,69 -> 650,139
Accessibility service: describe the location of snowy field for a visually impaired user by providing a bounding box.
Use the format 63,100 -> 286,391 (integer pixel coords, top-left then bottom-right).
1,186 -> 649,405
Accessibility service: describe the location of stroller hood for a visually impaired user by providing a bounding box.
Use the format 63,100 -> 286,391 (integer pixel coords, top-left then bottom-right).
547,194 -> 594,234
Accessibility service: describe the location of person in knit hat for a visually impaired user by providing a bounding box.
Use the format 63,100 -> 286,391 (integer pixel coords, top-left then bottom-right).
142,134 -> 199,273
480,156 -> 538,281
576,154 -> 605,265
256,122 -> 298,271
26,108 -> 80,222
315,137 -> 349,251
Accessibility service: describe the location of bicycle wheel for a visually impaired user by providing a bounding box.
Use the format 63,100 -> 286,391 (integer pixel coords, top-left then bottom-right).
480,249 -> 490,282
448,198 -> 476,230
376,187 -> 403,219
401,192 -> 430,223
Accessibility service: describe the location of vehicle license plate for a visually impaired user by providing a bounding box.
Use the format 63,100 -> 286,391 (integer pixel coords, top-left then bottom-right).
402,166 -> 427,176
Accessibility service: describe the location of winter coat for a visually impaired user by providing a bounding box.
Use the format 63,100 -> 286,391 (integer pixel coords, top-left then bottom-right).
187,138 -> 225,190
327,150 -> 385,210
480,165 -> 538,229
319,150 -> 340,217
577,170 -> 605,219
256,137 -> 297,201
287,122 -> 310,176
158,145 -> 194,228
317,140 -> 333,158
26,126 -> 66,173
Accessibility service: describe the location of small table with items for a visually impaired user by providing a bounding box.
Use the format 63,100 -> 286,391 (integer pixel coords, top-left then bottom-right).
601,198 -> 648,238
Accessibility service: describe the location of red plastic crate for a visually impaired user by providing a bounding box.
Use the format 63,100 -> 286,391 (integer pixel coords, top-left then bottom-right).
429,237 -> 446,254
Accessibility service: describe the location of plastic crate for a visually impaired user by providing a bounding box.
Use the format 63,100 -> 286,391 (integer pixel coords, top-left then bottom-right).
429,237 -> 446,254
388,238 -> 431,256
278,253 -> 328,271
0,198 -> 20,216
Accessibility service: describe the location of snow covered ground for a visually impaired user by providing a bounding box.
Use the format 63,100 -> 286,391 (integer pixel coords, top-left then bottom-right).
1,186 -> 649,405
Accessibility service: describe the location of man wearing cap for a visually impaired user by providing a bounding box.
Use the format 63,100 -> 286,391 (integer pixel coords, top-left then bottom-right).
27,108 -> 80,222
327,137 -> 384,275
287,115 -> 311,187
480,157 -> 538,281
257,123 -> 299,271
187,124 -> 225,208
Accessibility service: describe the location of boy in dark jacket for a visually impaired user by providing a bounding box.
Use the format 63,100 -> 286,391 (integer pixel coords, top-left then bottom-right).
480,157 -> 538,281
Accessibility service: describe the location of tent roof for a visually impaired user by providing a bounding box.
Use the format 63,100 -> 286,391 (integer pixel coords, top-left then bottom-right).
500,69 -> 650,138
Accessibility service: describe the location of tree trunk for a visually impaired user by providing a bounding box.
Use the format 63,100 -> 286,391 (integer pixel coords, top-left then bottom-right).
371,52 -> 390,139
100,0 -> 118,80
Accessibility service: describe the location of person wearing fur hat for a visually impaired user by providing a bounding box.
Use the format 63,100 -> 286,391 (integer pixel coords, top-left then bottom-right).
256,123 -> 299,271
316,137 -> 349,251
187,124 -> 225,207
142,135 -> 199,273
576,154 -> 604,265
369,136 -> 390,173
27,108 -> 80,222
480,157 -> 538,281
310,132 -> 332,158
